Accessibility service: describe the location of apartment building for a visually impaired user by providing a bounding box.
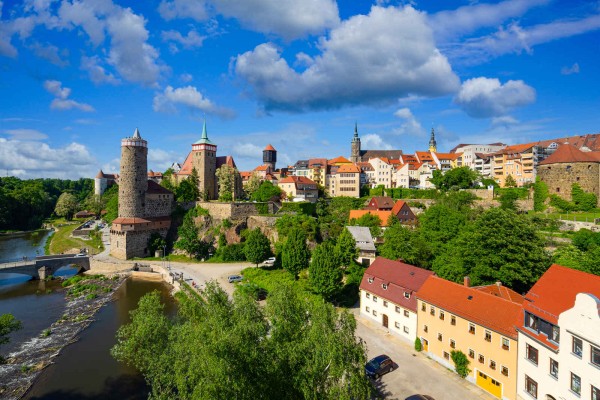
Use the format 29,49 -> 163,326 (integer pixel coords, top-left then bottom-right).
326,164 -> 361,198
492,144 -> 538,187
516,265 -> 600,400
417,277 -> 523,400
278,176 -> 319,202
369,157 -> 393,188
360,257 -> 434,343
452,143 -> 507,168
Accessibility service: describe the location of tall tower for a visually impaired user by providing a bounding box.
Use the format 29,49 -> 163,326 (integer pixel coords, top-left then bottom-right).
263,144 -> 277,171
118,128 -> 148,218
350,122 -> 361,163
191,120 -> 217,200
428,127 -> 437,152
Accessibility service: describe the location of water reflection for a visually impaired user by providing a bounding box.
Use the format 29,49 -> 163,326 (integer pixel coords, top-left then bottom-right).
0,273 -> 32,286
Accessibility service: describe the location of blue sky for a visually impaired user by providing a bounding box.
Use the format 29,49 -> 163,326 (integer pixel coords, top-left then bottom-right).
0,0 -> 599,179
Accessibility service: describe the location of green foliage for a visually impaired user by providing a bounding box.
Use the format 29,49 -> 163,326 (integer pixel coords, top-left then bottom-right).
335,228 -> 358,267
217,243 -> 247,261
278,201 -> 316,216
254,203 -> 269,215
102,184 -> 118,223
369,185 -> 386,196
0,313 -> 22,346
244,173 -> 262,199
414,337 -> 422,352
572,229 -> 600,251
418,204 -> 468,257
309,241 -> 343,299
148,232 -> 167,256
276,214 -> 318,242
498,189 -> 519,210
350,213 -> 381,238
504,174 -> 517,187
553,245 -> 600,276
112,283 -> 373,400
176,171 -> 200,202
244,228 -> 272,266
533,178 -> 549,212
175,207 -> 213,259
83,194 -> 105,218
571,183 -> 597,211
549,194 -> 575,212
316,197 -> 364,240
450,350 -> 470,378
282,228 -> 310,278
251,181 -> 282,202
379,223 -> 432,268
430,167 -> 479,191
432,207 -> 550,293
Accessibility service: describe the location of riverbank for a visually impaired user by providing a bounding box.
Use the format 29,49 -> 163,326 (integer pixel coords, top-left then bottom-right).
0,274 -> 128,400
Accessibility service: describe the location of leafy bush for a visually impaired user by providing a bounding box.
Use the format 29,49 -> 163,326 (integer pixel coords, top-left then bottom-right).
279,202 -> 316,216
533,178 -> 548,211
571,184 -> 597,211
450,350 -> 470,378
414,337 -> 422,352
219,243 -> 247,262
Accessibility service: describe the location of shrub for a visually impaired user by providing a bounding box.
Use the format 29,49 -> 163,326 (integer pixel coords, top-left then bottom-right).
220,243 -> 247,262
414,337 -> 422,352
450,350 -> 470,378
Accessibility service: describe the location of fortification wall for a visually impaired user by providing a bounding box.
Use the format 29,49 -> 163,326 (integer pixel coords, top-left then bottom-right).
195,201 -> 273,221
247,216 -> 279,243
145,193 -> 173,218
538,162 -> 600,205
110,227 -> 168,260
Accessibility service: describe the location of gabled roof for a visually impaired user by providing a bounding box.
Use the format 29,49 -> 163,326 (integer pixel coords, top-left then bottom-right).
336,164 -> 360,173
279,176 -> 317,185
95,169 -> 105,179
522,264 -> 600,325
345,226 -> 376,252
146,180 -> 172,195
254,164 -> 270,171
360,257 -> 434,312
360,150 -> 403,160
415,151 -> 434,161
494,142 -> 536,155
328,156 -> 351,165
391,200 -> 411,216
474,283 -> 524,303
308,158 -> 328,168
216,155 -> 237,169
349,210 -> 392,226
365,196 -> 395,210
434,152 -> 459,160
538,144 -> 600,165
417,276 -> 523,339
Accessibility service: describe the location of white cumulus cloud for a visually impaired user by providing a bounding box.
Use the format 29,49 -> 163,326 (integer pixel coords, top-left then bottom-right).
43,80 -> 95,112
161,29 -> 205,52
81,55 -> 120,85
153,85 -> 235,119
3,128 -> 48,140
454,77 -> 536,118
362,133 -> 393,150
393,107 -> 425,136
234,6 -> 459,112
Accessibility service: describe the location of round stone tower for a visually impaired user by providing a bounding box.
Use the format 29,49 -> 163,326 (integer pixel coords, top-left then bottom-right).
263,144 -> 277,171
118,128 -> 148,218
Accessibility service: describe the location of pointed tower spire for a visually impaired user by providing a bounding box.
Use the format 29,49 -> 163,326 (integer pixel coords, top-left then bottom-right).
194,118 -> 214,145
428,127 -> 437,152
133,127 -> 141,139
354,121 -> 358,137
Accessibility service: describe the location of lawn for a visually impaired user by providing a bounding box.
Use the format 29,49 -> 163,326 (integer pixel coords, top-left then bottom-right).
544,211 -> 600,223
47,220 -> 104,255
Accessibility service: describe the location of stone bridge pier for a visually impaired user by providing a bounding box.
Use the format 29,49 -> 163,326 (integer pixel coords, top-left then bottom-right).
0,255 -> 91,280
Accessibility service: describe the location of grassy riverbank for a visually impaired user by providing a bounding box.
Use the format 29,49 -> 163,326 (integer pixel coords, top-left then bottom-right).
46,219 -> 104,255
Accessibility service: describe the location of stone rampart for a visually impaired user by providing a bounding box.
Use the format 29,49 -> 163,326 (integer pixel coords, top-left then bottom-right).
247,216 -> 279,243
196,201 -> 273,221
538,162 -> 600,206
145,193 -> 173,218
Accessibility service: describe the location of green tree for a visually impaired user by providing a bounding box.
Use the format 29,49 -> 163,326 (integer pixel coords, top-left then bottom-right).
251,181 -> 283,202
533,177 -> 548,212
175,208 -> 206,259
176,171 -> 200,203
244,173 -> 262,199
0,313 -> 22,363
244,228 -> 271,266
215,164 -> 236,201
113,283 -> 372,400
335,227 -> 358,267
350,213 -> 382,238
571,183 -> 597,211
275,214 -> 318,242
418,204 -> 468,256
282,228 -> 310,278
433,207 -> 549,293
148,232 -> 167,256
309,241 -> 343,299
430,167 -> 479,191
504,174 -> 517,188
499,189 -> 519,210
54,192 -> 78,220
379,223 -> 432,268
414,337 -> 422,352
84,194 -> 106,218
450,350 -> 470,378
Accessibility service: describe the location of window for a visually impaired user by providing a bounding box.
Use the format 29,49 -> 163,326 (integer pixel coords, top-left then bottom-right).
443,351 -> 450,360
366,293 -> 370,299
501,366 -> 509,376
404,291 -> 410,299
373,310 -> 377,316
526,344 -> 539,365
421,303 -> 426,312
383,301 -> 388,308
592,345 -> 600,367
368,278 -> 373,284
423,325 -> 428,333
366,306 -> 370,312
549,358 -> 558,378
430,306 -> 435,316
490,360 -> 496,370
382,284 -> 388,290
478,354 -> 485,364
395,306 -> 401,313
468,349 -> 475,359
437,333 -> 443,341
373,296 -> 378,303
502,337 -> 510,350
525,375 -> 537,398
592,385 -> 599,400
451,315 -> 456,326
439,311 -> 445,320
395,322 -> 400,329
573,336 -> 583,357
404,310 -> 409,318
485,330 -> 492,342
469,323 -> 475,334
450,339 -> 456,349
403,326 -> 409,334
571,372 -> 581,395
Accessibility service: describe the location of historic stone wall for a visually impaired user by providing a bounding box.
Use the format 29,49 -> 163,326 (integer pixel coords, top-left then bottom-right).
145,193 -> 173,218
195,201 -> 273,221
247,216 -> 279,243
118,144 -> 148,218
110,228 -> 168,260
537,162 -> 600,205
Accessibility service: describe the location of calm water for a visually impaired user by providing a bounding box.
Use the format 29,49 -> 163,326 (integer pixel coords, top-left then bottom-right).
0,230 -> 53,262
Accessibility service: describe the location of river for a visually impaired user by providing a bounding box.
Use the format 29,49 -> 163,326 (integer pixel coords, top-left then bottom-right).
0,232 -> 175,399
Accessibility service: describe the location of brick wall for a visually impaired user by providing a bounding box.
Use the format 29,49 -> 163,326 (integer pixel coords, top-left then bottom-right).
538,162 -> 600,206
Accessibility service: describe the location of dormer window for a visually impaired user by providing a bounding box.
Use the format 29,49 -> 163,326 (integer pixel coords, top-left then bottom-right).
382,284 -> 388,290
368,278 -> 373,284
404,292 -> 410,299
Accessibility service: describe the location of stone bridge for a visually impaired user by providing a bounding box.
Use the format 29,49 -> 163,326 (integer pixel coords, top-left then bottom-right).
0,254 -> 90,280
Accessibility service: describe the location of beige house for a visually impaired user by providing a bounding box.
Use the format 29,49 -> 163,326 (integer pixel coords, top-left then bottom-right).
278,176 -> 319,203
327,164 -> 361,197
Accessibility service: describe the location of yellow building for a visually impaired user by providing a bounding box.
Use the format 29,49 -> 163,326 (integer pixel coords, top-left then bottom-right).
492,143 -> 537,187
416,276 -> 523,400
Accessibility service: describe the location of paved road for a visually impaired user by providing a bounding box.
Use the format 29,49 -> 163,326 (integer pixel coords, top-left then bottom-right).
355,315 -> 495,400
165,261 -> 252,295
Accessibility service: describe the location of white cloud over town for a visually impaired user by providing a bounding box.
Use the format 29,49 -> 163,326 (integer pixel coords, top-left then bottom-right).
454,77 -> 536,118
153,85 -> 235,119
43,80 -> 95,112
235,6 -> 459,111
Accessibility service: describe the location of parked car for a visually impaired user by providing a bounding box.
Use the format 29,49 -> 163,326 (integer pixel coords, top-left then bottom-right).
406,396 -> 435,400
74,253 -> 87,258
227,275 -> 243,283
263,257 -> 276,265
365,354 -> 395,379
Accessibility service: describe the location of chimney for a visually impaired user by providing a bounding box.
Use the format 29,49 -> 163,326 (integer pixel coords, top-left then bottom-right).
464,276 -> 471,287
496,281 -> 502,287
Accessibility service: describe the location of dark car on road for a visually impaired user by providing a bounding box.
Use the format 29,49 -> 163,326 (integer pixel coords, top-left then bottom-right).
406,395 -> 435,400
227,275 -> 243,283
365,354 -> 394,379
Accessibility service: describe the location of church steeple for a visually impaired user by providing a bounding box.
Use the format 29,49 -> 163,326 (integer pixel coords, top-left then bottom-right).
350,122 -> 361,163
428,127 -> 437,152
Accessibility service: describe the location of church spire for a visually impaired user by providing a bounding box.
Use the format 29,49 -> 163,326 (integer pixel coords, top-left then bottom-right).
428,127 -> 437,152
194,118 -> 214,145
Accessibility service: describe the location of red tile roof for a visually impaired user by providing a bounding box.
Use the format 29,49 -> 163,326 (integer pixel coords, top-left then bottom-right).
336,164 -> 360,173
279,176 -> 317,185
113,217 -> 151,224
360,257 -> 434,312
365,196 -> 395,210
538,144 -> 600,165
216,155 -> 237,169
415,151 -> 434,161
328,156 -> 351,165
95,169 -> 105,179
254,164 -> 270,171
349,210 -> 392,226
417,276 -> 523,338
434,152 -> 460,160
264,144 -> 276,151
146,180 -> 173,195
308,158 -> 328,168
391,200 -> 411,216
522,264 -> 600,325
474,283 -> 524,303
